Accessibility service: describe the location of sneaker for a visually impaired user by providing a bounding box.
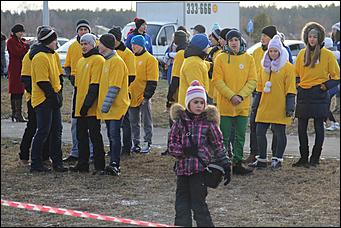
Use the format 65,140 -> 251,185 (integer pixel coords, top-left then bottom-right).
233,162 -> 253,175
309,159 -> 320,167
326,122 -> 337,131
161,149 -> 169,156
271,159 -> 282,170
141,142 -> 151,154
292,158 -> 309,168
131,145 -> 141,153
248,160 -> 267,169
105,162 -> 121,176
43,159 -> 52,167
30,166 -> 52,173
334,122 -> 340,130
63,155 -> 78,163
243,154 -> 256,164
53,165 -> 69,172
69,164 -> 89,173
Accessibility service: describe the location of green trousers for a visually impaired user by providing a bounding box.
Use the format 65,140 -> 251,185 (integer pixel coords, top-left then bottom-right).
220,116 -> 248,163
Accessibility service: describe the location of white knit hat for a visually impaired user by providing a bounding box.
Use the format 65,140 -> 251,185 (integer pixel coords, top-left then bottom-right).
185,80 -> 207,110
332,22 -> 340,31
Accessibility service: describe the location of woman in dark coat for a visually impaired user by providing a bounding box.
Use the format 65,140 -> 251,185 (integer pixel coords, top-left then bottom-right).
7,23 -> 29,122
293,22 -> 340,167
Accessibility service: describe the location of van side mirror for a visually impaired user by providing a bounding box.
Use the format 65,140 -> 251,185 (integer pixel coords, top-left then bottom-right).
159,37 -> 167,46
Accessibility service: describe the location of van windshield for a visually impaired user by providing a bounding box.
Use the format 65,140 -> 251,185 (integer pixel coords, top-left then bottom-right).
147,24 -> 161,45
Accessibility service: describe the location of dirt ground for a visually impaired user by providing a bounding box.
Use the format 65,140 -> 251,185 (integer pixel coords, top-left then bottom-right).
1,138 -> 340,227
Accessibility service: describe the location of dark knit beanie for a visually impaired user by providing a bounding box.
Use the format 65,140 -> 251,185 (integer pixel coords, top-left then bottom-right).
211,29 -> 221,41
191,24 -> 206,34
220,28 -> 233,41
173,30 -> 187,45
11,24 -> 25,33
226,29 -> 241,41
76,19 -> 91,33
38,28 -> 57,45
108,26 -> 122,41
36,25 -> 51,37
261,25 -> 277,39
134,17 -> 146,30
99,33 -> 116,50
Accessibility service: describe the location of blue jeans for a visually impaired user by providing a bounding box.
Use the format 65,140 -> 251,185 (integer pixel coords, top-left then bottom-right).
256,123 -> 287,160
70,117 -> 94,159
167,63 -> 173,85
31,101 -> 63,169
106,118 -> 123,166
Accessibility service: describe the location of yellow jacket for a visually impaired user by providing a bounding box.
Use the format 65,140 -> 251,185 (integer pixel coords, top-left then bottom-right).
212,52 -> 257,116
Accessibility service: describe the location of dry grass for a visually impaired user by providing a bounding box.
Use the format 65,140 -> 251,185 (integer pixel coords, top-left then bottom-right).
1,138 -> 340,227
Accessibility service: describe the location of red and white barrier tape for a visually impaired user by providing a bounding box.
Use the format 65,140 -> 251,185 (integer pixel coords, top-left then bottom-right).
1,199 -> 175,227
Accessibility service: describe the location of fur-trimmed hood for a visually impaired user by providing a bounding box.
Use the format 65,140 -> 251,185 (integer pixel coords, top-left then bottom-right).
301,22 -> 325,46
170,103 -> 220,125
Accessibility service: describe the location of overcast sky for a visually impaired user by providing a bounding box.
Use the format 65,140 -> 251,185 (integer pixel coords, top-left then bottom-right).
1,1 -> 340,12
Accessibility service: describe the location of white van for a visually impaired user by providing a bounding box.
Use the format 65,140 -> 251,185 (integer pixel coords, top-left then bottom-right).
122,21 -> 177,63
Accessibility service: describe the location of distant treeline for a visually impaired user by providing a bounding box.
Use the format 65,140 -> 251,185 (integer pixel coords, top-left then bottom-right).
1,9 -> 135,38
1,4 -> 340,41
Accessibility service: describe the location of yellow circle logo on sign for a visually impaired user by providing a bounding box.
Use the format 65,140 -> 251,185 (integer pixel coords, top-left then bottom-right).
213,4 -> 218,13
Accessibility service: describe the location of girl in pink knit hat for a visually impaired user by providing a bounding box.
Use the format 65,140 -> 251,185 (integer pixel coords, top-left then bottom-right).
168,80 -> 231,227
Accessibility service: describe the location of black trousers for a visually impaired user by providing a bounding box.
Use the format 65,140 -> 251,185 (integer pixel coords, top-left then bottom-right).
121,111 -> 132,152
19,100 -> 49,161
175,173 -> 214,227
76,116 -> 105,171
298,117 -> 324,161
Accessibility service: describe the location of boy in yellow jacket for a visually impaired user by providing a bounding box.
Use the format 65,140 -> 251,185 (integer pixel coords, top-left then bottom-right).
63,19 -> 94,163
70,33 -> 106,174
30,28 -> 67,172
178,34 -> 210,107
97,34 -> 130,175
129,35 -> 159,153
212,29 -> 256,175
109,26 -> 136,156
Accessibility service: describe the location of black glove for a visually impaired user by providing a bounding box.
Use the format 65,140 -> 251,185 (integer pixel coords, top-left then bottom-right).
223,165 -> 231,186
80,105 -> 90,117
183,146 -> 198,157
69,75 -> 75,86
57,91 -> 63,108
285,93 -> 296,117
47,93 -> 60,108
